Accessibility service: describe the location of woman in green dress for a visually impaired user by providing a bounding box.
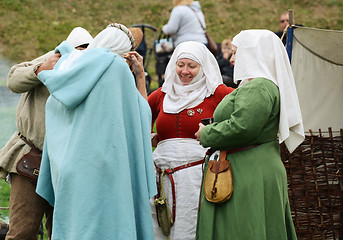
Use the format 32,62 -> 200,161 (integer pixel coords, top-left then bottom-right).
194,30 -> 305,239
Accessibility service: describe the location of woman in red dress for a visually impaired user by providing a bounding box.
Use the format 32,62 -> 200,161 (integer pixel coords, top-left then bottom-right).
148,41 -> 234,240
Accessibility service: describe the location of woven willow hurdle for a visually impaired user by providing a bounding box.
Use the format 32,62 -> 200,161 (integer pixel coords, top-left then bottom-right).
280,128 -> 343,240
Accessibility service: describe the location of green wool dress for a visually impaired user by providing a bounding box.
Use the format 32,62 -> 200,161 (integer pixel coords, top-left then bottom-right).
196,78 -> 297,240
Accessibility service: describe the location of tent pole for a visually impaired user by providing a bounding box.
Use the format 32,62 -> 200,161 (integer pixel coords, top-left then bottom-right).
289,9 -> 295,26
286,9 -> 295,63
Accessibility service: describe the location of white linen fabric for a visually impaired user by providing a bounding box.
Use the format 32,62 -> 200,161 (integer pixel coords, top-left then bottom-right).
106,23 -> 136,50
59,25 -> 134,71
65,27 -> 93,48
58,50 -> 84,70
87,27 -> 132,57
161,41 -> 223,114
150,138 -> 208,240
57,27 -> 94,70
232,29 -> 304,152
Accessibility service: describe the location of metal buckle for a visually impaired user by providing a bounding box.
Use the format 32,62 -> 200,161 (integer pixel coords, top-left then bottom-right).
33,169 -> 39,176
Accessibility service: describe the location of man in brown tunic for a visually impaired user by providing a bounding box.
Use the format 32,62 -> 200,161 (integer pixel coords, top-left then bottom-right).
0,27 -> 93,240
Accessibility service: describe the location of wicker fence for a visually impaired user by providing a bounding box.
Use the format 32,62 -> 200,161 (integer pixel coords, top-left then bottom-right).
280,128 -> 343,240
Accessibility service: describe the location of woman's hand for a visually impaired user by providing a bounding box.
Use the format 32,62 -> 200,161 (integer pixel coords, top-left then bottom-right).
195,123 -> 205,143
123,51 -> 145,77
123,51 -> 147,100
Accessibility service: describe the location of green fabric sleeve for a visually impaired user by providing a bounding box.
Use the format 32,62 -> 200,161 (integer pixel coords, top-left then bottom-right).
201,79 -> 276,149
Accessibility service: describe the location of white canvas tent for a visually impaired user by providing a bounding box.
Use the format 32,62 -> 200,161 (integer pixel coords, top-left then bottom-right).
282,25 -> 343,240
287,26 -> 343,132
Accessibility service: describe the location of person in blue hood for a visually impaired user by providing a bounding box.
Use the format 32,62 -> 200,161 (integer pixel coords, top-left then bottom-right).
35,23 -> 156,240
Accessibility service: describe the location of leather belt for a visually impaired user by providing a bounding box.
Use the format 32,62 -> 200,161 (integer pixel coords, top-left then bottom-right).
154,144 -> 259,223
226,144 -> 260,154
18,132 -> 41,153
155,159 -> 205,224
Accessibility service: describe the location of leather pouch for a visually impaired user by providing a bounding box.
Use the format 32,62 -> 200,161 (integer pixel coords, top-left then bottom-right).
154,170 -> 174,236
16,148 -> 42,184
204,150 -> 233,203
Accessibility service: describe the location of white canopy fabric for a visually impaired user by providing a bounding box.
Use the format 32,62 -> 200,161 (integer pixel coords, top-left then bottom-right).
290,26 -> 343,132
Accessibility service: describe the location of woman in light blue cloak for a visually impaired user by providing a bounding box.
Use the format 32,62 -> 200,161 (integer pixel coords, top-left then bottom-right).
36,23 -> 156,240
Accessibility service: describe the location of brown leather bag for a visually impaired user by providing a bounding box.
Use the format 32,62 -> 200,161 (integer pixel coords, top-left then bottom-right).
16,134 -> 42,183
16,148 -> 41,183
204,150 -> 233,203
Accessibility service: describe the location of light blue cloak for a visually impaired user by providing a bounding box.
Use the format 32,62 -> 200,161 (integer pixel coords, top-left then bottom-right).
36,42 -> 157,240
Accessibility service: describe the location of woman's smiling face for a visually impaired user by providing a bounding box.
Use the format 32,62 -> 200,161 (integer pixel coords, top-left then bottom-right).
176,58 -> 201,85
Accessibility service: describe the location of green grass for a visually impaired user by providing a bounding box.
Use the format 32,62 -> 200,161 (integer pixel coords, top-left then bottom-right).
0,0 -> 342,85
0,179 -> 10,224
0,81 -> 6,87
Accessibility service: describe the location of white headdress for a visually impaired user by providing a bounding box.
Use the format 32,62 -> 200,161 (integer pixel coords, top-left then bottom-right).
87,24 -> 133,57
232,29 -> 304,152
66,27 -> 93,48
161,41 -> 223,113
